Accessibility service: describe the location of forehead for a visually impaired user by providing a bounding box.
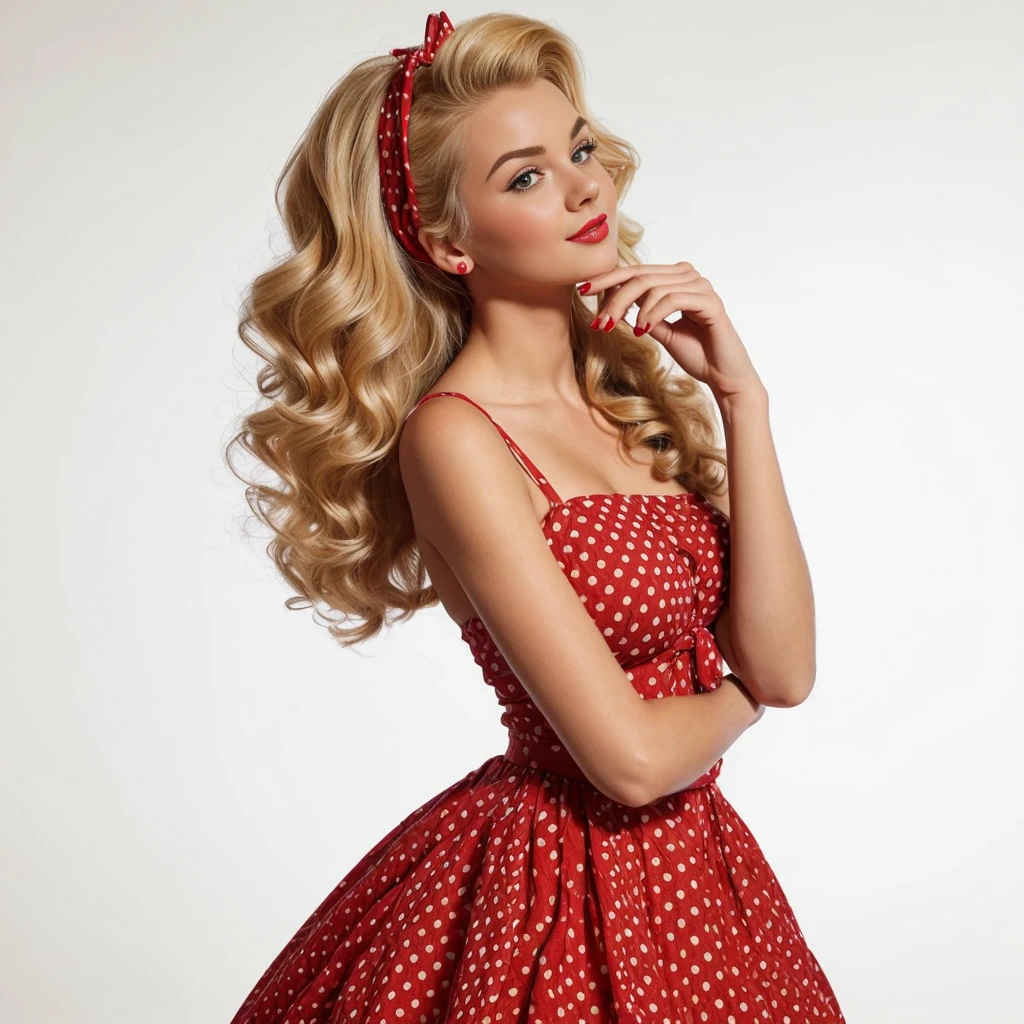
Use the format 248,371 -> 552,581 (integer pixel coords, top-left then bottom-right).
462,80 -> 578,169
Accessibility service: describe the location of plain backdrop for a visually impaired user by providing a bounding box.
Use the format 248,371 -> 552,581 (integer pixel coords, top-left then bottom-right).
2,1 -> 1022,1020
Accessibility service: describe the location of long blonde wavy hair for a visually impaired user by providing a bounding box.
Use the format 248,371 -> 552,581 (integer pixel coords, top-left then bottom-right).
224,11 -> 727,649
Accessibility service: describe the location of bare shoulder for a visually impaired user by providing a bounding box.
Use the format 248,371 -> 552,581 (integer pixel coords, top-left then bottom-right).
398,393 -> 536,550
398,394 -> 650,807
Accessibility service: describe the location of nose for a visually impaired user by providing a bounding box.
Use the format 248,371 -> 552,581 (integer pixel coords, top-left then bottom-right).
568,171 -> 600,208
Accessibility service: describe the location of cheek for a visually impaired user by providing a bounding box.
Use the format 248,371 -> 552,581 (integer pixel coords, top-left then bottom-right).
474,200 -> 561,252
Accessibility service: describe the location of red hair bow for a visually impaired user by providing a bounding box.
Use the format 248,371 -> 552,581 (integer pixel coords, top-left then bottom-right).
377,11 -> 456,265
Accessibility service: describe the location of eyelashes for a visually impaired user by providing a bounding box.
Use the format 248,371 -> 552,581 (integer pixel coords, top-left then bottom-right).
505,138 -> 599,195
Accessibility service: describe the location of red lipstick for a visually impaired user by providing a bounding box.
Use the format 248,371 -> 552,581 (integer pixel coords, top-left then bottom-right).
567,213 -> 609,243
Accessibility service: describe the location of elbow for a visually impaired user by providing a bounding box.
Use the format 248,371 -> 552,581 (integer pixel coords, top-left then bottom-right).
757,667 -> 816,708
611,751 -> 717,808
604,720 -> 710,808
729,634 -> 816,709
605,748 -> 657,809
729,643 -> 816,708
614,779 -> 653,809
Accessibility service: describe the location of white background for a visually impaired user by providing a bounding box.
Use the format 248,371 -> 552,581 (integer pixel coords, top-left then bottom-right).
3,1 -> 1021,1020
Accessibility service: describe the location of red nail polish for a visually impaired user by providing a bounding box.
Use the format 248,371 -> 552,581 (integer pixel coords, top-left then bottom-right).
578,281 -> 591,294
590,317 -> 602,329
603,317 -> 616,331
633,324 -> 645,337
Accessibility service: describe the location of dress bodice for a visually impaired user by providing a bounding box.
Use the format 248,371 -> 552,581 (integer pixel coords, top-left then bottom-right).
405,391 -> 731,790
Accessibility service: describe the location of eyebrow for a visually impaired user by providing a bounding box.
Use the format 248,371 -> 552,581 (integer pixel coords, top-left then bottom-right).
485,115 -> 589,183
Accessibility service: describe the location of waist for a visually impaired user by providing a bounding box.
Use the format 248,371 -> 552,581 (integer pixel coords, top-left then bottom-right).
501,734 -> 722,800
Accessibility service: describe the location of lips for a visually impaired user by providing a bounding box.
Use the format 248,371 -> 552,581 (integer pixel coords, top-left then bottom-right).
568,213 -> 607,240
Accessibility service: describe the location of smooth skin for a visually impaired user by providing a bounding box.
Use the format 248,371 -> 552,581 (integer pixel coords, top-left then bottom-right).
400,79 -> 813,807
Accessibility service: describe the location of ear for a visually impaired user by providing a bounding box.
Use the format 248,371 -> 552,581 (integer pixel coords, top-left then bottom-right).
417,226 -> 468,274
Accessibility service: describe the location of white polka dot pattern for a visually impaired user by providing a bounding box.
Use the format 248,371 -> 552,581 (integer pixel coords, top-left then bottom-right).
462,492 -> 733,787
227,393 -> 847,1023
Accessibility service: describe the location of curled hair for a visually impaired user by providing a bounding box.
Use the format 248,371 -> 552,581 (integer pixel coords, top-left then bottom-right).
223,12 -> 727,649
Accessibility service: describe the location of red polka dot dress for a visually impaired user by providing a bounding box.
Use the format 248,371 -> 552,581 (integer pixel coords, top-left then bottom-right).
228,391 -> 847,1024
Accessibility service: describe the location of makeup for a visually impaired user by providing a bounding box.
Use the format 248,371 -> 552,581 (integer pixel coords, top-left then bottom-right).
567,213 -> 609,244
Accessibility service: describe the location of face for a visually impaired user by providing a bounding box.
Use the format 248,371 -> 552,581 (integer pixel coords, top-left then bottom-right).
428,78 -> 619,286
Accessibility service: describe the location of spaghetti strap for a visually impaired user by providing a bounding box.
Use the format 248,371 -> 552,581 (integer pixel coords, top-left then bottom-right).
405,391 -> 563,506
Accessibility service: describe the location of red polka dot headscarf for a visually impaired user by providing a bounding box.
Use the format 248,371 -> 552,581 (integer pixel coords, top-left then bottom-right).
377,10 -> 456,265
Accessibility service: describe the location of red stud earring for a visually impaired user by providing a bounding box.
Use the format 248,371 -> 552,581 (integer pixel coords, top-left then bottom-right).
456,260 -> 468,274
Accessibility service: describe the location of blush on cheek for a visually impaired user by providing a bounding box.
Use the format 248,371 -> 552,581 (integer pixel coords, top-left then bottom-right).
494,208 -> 560,250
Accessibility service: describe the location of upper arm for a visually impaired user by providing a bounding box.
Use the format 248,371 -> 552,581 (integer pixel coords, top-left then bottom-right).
399,398 -> 649,806
700,476 -> 739,673
701,475 -> 729,520
709,602 -> 739,678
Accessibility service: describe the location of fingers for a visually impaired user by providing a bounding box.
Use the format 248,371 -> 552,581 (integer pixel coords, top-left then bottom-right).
636,288 -> 714,335
581,265 -> 702,333
583,260 -> 695,293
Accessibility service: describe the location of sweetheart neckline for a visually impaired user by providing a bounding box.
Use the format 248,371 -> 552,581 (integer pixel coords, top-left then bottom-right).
457,490 -> 715,635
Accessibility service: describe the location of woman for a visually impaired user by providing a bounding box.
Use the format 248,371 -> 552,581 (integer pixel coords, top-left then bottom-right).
225,10 -> 847,1022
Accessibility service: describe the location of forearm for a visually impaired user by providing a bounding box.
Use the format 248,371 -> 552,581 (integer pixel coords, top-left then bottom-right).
627,674 -> 763,804
715,387 -> 816,706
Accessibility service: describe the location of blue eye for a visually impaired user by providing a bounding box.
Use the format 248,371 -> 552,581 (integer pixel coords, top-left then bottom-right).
506,138 -> 599,195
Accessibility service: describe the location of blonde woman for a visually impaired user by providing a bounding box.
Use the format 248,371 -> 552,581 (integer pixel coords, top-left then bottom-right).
225,10 -> 846,1022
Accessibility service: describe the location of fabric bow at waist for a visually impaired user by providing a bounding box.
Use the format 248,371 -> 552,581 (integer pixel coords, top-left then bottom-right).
670,622 -> 724,694
501,621 -> 726,796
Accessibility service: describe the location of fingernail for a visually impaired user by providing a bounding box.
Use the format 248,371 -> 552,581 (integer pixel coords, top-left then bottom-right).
590,316 -> 602,329
578,281 -> 591,294
603,317 -> 616,331
633,322 -> 651,337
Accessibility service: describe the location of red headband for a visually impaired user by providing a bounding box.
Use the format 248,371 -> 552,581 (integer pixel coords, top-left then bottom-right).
377,10 -> 456,265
